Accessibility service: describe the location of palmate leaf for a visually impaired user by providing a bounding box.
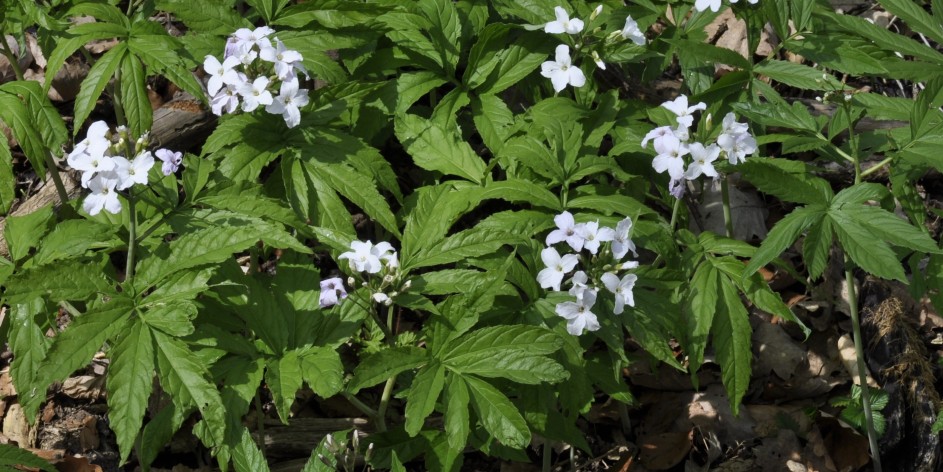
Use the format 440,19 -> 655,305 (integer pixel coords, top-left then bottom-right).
445,373 -> 471,450
0,443 -> 56,472
299,347 -> 343,398
803,217 -> 834,281
153,330 -> 226,446
107,320 -> 155,464
9,302 -> 50,420
347,346 -> 428,394
3,259 -> 115,304
0,81 -> 68,159
840,205 -> 940,254
743,205 -> 825,278
410,226 -> 525,269
464,375 -> 530,449
43,22 -> 130,96
74,42 -> 128,129
417,0 -> 461,76
405,360 -> 446,436
395,113 -> 487,183
266,349 -> 304,424
305,159 -> 400,237
400,184 -> 481,270
155,0 -> 249,34
829,211 -> 907,282
713,281 -> 752,414
441,326 -> 565,382
119,53 -> 152,138
685,262 -> 718,371
127,21 -> 205,98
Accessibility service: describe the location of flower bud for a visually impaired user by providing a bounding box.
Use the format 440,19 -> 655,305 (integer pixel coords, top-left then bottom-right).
383,274 -> 394,284
347,276 -> 355,286
705,113 -> 713,129
402,279 -> 412,290
590,4 -> 603,20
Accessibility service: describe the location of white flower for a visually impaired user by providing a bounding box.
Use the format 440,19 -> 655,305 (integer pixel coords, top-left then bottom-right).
661,95 -> 707,129
544,6 -> 584,35
568,271 -> 590,301
683,142 -> 720,180
211,82 -> 241,115
155,149 -> 183,175
236,49 -> 258,67
651,134 -> 689,180
371,241 -> 398,267
319,277 -> 348,308
577,221 -> 614,255
612,217 -> 637,260
232,26 -> 274,55
718,132 -> 757,165
591,51 -> 606,70
113,151 -> 154,190
238,76 -> 274,112
730,0 -> 760,4
621,16 -> 646,45
372,292 -> 391,304
68,121 -> 111,163
537,247 -> 579,292
69,149 -> 117,188
601,272 -> 637,315
203,55 -> 241,96
540,44 -> 586,93
259,38 -> 305,80
546,211 -> 586,252
555,290 -> 600,335
694,0 -> 722,12
84,172 -> 122,215
339,240 -> 384,274
720,112 -> 749,135
265,78 -> 309,128
641,126 -> 676,148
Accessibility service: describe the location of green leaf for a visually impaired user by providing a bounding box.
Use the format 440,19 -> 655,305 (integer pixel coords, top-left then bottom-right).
737,159 -> 833,204
299,347 -> 344,398
266,349 -> 303,424
731,101 -> 820,133
0,443 -> 56,472
4,258 -> 115,304
830,182 -> 889,207
107,320 -> 155,464
127,25 -> 205,99
395,71 -> 447,114
401,184 -> 480,269
803,217 -> 834,281
841,205 -> 940,254
666,38 -> 752,70
4,204 -> 53,262
445,373 -> 471,450
0,81 -> 68,158
713,281 -> 753,414
9,302 -> 50,422
119,53 -> 152,138
348,346 -> 428,394
0,91 -> 46,175
305,159 -> 400,236
475,32 -> 546,95
155,0 -> 250,33
465,375 -> 530,449
138,403 -> 189,469
472,94 -> 515,154
481,178 -> 562,210
879,0 -> 943,46
74,42 -> 127,129
40,296 -> 133,391
441,325 -> 564,381
829,211 -> 907,282
0,138 -> 12,215
43,23 -> 130,95
231,427 -> 272,472
821,10 -> 943,64
744,205 -> 824,278
409,225 -> 524,269
418,0 -> 461,76
685,262 -> 718,371
153,330 -> 226,446
405,360 -> 446,436
141,301 -> 196,336
32,219 -> 120,266
395,113 -> 487,183
464,23 -> 511,88
754,59 -> 843,90
567,194 -> 654,217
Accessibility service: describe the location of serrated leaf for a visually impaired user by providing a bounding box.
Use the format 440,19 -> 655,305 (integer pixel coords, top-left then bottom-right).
685,262 -> 718,371
445,373 -> 471,450
395,113 -> 487,183
405,360 -> 446,436
465,375 -> 530,448
9,302 -> 50,422
306,159 -> 400,237
711,257 -> 811,338
231,426 -> 271,472
830,182 -> 889,207
0,443 -> 56,472
567,194 -> 654,217
3,259 -> 115,304
44,24 -> 130,95
4,205 -> 53,262
127,27 -> 205,99
107,320 -> 155,464
299,347 -> 343,398
74,42 -> 127,130
119,53 -> 152,138
880,0 -> 943,46
410,226 -> 524,269
0,91 -> 46,175
0,138 -> 12,215
475,32 -> 546,95
481,179 -> 562,210
401,184 -> 480,269
266,349 -> 303,424
803,217 -> 834,281
829,211 -> 907,282
754,59 -> 843,90
347,346 -> 428,394
472,94 -> 515,153
155,0 -> 249,33
739,158 -> 832,205
153,330 -> 226,446
0,81 -> 68,158
141,301 -> 196,336
713,281 -> 752,414
731,101 -> 820,133
40,295 -> 133,392
442,325 -> 562,367
744,205 -> 824,278
418,0 -> 461,76
138,403 -> 189,469
822,10 -> 943,64
32,219 -> 120,266
841,205 -> 940,254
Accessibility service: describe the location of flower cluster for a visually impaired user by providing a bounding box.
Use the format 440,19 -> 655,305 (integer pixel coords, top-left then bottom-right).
320,240 -> 410,308
694,0 -> 760,13
204,26 -> 309,128
540,6 -> 648,93
537,212 -> 639,336
66,121 -> 182,215
641,95 -> 756,198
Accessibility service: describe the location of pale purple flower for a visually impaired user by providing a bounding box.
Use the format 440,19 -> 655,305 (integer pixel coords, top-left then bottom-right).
319,277 -> 348,308
555,290 -> 600,335
652,134 -> 689,180
601,272 -> 637,315
84,172 -> 122,215
537,247 -> 579,292
155,149 -> 183,175
546,211 -> 586,251
211,82 -> 241,115
544,6 -> 584,35
669,178 -> 686,199
266,78 -> 309,128
540,44 -> 586,93
683,142 -> 721,180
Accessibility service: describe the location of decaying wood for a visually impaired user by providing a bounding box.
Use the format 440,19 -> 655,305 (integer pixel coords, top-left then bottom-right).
253,417 -> 370,459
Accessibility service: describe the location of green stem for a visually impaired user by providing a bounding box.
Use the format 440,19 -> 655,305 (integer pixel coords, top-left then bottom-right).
342,392 -> 379,418
375,374 -> 398,433
126,190 -> 137,285
112,69 -> 128,129
0,34 -> 25,81
859,156 -> 893,179
43,152 -> 71,206
254,390 -> 267,460
720,175 -> 734,239
669,194 -> 682,232
844,256 -> 882,472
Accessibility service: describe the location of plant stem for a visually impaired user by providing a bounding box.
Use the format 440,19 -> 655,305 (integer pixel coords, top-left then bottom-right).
669,194 -> 682,231
0,34 -> 25,81
542,441 -> 552,472
126,190 -> 137,285
43,152 -> 71,206
859,156 -> 893,179
720,175 -> 734,239
254,389 -> 268,460
844,256 -> 882,472
342,392 -> 379,418
375,374 -> 398,433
